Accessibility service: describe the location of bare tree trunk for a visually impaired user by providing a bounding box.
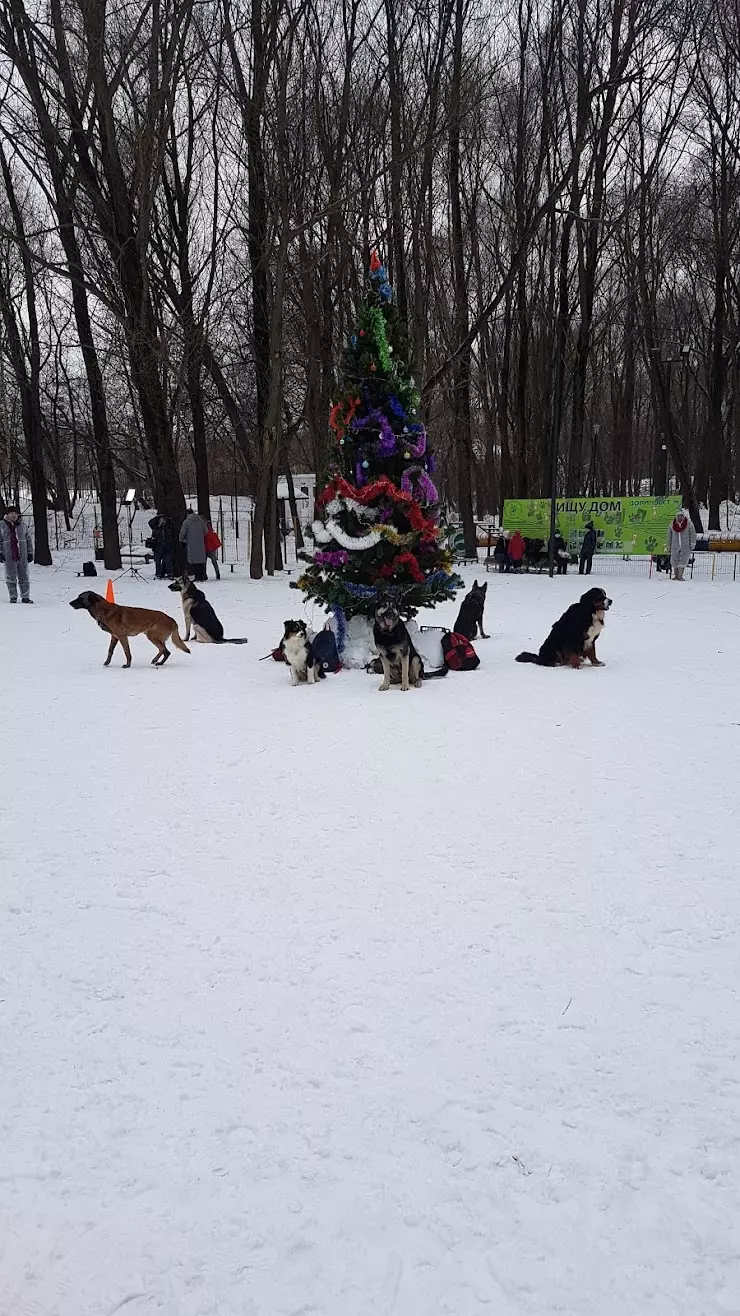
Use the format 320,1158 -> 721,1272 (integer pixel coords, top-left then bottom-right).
50,0 -> 187,555
569,0 -> 642,487
449,0 -> 476,557
495,292 -> 513,515
699,134 -> 729,529
384,0 -> 408,321
59,209 -> 120,567
0,144 -> 51,564
284,462 -> 304,550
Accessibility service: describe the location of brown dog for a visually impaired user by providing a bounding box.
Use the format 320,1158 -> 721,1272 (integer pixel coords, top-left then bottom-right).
69,591 -> 191,667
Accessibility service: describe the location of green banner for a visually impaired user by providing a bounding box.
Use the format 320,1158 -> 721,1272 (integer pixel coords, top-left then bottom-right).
502,496 -> 683,555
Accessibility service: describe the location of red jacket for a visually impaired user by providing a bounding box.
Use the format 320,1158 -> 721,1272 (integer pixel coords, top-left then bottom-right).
509,531 -> 525,562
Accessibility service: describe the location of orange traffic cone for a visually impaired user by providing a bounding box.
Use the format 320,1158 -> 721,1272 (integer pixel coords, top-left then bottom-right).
105,578 -> 115,604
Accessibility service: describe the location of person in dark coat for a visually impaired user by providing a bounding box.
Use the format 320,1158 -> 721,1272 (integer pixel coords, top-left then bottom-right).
493,534 -> 509,573
179,508 -> 207,581
579,521 -> 598,575
553,532 -> 569,575
148,513 -> 174,580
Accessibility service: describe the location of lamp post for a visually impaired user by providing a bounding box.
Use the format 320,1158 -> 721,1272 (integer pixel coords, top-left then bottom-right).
587,422 -> 601,495
651,344 -> 690,495
546,330 -> 566,578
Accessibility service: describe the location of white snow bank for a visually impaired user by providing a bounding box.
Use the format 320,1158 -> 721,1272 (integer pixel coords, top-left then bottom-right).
2,559 -> 740,1316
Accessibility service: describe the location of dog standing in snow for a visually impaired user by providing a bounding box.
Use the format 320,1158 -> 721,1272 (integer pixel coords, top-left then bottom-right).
69,591 -> 190,667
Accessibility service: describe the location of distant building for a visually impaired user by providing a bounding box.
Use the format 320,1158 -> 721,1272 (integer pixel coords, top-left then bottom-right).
276,474 -> 315,527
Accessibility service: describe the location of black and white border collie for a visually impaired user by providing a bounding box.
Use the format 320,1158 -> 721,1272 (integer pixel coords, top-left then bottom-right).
280,619 -> 322,684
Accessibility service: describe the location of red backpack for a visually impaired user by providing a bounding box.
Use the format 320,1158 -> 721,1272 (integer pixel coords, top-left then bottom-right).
442,631 -> 480,671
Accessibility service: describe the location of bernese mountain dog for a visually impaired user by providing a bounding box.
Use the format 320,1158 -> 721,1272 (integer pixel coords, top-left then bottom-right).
516,587 -> 612,668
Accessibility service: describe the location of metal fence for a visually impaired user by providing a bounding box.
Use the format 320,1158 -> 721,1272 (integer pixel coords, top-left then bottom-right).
41,503 -> 740,581
48,497 -> 303,569
482,549 -> 739,581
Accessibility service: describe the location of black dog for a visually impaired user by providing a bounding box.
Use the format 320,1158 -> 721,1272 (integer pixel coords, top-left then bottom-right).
168,574 -> 248,644
453,579 -> 489,639
373,602 -> 423,691
515,587 -> 612,668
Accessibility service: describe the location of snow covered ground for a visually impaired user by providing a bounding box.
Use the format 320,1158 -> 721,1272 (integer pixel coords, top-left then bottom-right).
2,560 -> 740,1316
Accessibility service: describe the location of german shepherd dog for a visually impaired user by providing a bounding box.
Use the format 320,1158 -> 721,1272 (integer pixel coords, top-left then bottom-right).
373,602 -> 423,691
168,573 -> 248,645
515,587 -> 612,668
453,579 -> 490,639
69,591 -> 190,667
280,619 -> 322,684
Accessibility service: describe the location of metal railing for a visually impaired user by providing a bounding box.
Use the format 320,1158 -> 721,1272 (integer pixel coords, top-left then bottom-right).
484,549 -> 739,581
48,499 -> 304,569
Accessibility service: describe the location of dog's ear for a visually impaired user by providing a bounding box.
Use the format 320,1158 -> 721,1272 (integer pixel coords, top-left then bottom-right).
473,579 -> 478,588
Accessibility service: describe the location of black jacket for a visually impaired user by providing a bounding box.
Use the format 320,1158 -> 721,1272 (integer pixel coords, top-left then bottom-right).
581,527 -> 597,556
149,515 -> 171,549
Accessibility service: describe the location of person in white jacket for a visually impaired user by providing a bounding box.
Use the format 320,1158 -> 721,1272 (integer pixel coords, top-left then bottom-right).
666,510 -> 697,580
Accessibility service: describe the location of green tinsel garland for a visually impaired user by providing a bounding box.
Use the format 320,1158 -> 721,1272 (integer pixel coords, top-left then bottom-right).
366,306 -> 393,374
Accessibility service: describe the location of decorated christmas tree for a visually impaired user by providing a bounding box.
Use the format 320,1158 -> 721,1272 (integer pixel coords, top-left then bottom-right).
295,252 -> 462,624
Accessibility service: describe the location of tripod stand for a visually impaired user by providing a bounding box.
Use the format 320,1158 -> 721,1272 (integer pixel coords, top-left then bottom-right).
117,500 -> 149,583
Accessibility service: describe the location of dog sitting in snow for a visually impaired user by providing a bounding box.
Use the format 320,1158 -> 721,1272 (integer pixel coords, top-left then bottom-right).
280,619 -> 322,684
168,573 -> 248,645
373,601 -> 423,691
453,579 -> 490,640
515,587 -> 612,668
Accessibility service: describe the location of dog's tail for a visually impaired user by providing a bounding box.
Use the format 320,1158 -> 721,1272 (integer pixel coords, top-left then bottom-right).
515,651 -> 541,664
171,629 -> 191,654
216,637 -> 249,645
422,665 -> 449,680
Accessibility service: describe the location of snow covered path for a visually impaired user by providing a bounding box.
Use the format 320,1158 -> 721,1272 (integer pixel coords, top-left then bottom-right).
2,562 -> 740,1316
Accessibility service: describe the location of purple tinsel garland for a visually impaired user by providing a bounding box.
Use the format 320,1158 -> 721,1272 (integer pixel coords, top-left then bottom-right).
350,407 -> 428,462
352,408 -> 398,457
315,549 -> 350,567
402,423 -> 427,459
401,466 -> 439,505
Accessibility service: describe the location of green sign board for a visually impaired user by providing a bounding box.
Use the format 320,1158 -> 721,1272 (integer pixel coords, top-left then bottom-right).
502,496 -> 682,555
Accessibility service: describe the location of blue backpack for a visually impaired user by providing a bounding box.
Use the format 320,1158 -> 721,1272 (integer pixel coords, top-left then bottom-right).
311,626 -> 341,673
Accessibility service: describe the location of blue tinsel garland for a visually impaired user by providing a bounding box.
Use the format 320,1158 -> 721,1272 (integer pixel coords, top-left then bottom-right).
331,604 -> 348,653
343,581 -> 378,598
